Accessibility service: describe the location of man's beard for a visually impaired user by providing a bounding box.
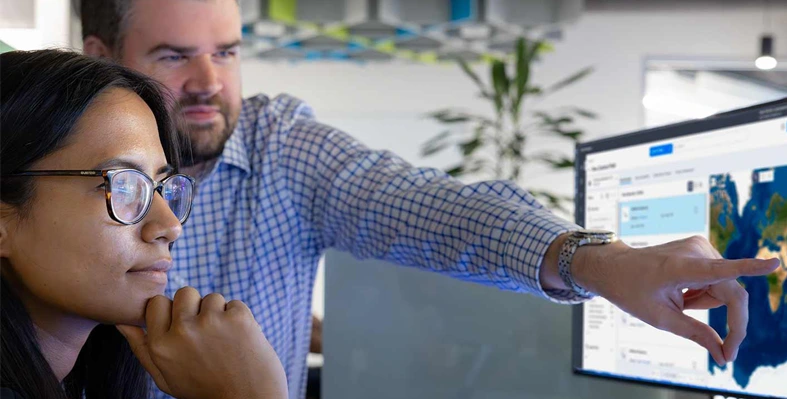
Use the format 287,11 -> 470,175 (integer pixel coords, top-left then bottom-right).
174,95 -> 237,167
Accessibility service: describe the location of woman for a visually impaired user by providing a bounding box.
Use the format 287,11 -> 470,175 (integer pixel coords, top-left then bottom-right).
0,50 -> 287,399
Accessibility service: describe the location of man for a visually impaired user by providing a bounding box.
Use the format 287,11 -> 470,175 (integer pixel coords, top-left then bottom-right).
80,1 -> 779,398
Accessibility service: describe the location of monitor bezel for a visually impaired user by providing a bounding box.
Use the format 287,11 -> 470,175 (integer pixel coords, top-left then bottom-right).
572,97 -> 787,399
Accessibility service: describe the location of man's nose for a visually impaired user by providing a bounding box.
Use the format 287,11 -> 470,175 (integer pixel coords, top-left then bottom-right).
183,54 -> 223,99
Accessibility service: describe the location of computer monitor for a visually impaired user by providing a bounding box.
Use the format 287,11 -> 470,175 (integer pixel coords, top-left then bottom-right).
573,98 -> 787,399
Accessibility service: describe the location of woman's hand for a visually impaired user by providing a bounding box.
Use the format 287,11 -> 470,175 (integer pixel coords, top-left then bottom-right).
116,287 -> 287,399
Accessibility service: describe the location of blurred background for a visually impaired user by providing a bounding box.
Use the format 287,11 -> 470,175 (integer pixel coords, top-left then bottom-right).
2,1 -> 785,398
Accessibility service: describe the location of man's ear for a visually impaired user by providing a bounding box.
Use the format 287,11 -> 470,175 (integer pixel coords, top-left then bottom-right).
83,35 -> 112,58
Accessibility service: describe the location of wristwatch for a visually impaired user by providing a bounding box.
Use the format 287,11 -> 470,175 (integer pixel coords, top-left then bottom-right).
558,229 -> 617,297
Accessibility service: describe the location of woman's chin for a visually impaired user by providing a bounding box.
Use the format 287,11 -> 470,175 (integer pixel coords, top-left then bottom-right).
109,291 -> 167,327
113,309 -> 149,328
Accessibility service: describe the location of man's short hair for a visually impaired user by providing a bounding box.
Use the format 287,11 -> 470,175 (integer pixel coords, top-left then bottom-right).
79,0 -> 136,53
79,0 -> 238,54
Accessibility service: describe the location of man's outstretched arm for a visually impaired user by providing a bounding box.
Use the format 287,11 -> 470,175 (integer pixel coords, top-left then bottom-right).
271,95 -> 778,367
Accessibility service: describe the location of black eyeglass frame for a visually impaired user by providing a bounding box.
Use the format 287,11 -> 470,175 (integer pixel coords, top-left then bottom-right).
5,169 -> 196,225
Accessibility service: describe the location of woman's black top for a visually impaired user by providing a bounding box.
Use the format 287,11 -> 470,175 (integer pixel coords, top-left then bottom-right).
0,387 -> 23,399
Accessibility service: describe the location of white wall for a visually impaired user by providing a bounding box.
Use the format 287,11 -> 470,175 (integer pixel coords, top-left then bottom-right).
0,0 -> 70,50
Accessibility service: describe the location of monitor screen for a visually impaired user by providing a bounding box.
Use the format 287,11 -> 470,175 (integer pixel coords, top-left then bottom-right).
573,98 -> 787,399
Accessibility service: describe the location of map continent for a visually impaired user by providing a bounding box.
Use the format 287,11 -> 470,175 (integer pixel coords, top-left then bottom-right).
708,165 -> 787,389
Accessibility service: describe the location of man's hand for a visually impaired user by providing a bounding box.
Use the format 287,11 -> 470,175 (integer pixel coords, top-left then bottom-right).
546,235 -> 780,367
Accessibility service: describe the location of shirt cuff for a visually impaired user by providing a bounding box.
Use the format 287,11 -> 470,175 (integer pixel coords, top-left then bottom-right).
502,208 -> 591,304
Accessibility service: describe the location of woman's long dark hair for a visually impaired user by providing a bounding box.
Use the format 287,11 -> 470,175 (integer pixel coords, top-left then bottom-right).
0,49 -> 184,398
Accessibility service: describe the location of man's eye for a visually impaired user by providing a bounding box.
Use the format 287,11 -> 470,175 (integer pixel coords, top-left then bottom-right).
215,50 -> 236,58
160,55 -> 185,62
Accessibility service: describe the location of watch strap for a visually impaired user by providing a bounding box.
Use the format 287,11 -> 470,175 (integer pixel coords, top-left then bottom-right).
558,233 -> 597,298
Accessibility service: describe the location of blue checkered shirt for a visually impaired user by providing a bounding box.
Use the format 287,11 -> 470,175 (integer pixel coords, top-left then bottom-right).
153,94 -> 585,399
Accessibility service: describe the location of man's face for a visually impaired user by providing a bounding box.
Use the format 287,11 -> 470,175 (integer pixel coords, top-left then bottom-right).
118,0 -> 243,166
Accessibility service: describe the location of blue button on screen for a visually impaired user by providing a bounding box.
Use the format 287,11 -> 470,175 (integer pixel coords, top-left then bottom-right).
649,143 -> 674,157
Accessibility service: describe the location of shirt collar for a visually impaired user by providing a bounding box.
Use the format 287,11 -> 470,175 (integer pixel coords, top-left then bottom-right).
217,112 -> 251,174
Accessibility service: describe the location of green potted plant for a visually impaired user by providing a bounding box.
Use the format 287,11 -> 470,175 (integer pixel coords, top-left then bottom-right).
421,37 -> 596,214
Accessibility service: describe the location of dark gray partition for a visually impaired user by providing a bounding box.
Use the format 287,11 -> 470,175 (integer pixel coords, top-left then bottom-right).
323,250 -> 704,399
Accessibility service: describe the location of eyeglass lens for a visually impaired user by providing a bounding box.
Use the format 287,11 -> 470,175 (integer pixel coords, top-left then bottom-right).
110,170 -> 191,223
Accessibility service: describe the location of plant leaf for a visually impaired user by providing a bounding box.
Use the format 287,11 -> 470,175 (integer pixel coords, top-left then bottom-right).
467,158 -> 487,174
456,58 -> 493,99
572,107 -> 598,119
420,130 -> 454,157
511,37 -> 531,117
445,164 -> 465,177
515,38 -> 529,97
505,132 -> 526,158
421,142 -> 451,157
528,40 -> 546,59
549,128 -> 583,141
542,117 -> 573,127
545,66 -> 593,95
427,109 -> 473,124
534,41 -> 554,55
536,153 -> 575,169
533,111 -> 572,127
510,166 -> 520,181
421,129 -> 452,145
491,59 -> 509,114
427,109 -> 496,126
459,136 -> 483,156
491,60 -> 509,95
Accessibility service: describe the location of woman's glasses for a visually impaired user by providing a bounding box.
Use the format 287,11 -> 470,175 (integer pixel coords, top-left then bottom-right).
7,169 -> 196,225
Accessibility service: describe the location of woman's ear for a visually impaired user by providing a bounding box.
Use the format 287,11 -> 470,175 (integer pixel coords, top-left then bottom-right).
0,205 -> 16,258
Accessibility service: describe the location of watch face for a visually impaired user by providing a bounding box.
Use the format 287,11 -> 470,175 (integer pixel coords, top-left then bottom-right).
576,229 -> 615,237
573,229 -> 617,244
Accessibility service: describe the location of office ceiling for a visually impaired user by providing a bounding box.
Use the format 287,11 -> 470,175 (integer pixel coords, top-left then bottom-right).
586,0 -> 774,11
238,0 -> 584,62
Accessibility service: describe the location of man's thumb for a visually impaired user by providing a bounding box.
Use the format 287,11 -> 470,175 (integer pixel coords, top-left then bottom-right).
661,313 -> 725,367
